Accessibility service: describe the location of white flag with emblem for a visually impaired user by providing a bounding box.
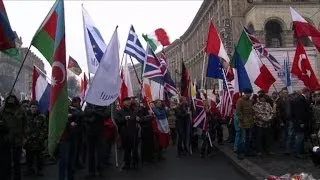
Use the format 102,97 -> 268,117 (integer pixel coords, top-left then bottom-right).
85,28 -> 121,106
82,6 -> 107,74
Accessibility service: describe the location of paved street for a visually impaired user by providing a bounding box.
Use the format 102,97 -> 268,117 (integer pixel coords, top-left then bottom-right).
24,147 -> 247,180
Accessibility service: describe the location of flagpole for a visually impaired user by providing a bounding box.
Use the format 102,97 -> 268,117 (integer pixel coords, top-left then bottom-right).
286,51 -> 293,93
129,55 -> 144,104
201,53 -> 206,89
240,24 -> 278,93
9,44 -> 32,95
82,4 -> 92,85
129,56 -> 142,84
34,65 -> 51,81
110,103 -> 119,168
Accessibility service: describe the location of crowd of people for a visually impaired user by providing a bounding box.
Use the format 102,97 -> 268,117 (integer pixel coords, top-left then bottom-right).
0,86 -> 320,180
233,87 -> 320,161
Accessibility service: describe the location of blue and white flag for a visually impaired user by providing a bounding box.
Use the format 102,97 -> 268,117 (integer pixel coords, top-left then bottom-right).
82,6 -> 107,74
284,55 -> 293,93
124,25 -> 146,64
85,28 -> 121,106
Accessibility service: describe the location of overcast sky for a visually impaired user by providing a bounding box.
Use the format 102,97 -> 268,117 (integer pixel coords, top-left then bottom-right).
5,0 -> 202,77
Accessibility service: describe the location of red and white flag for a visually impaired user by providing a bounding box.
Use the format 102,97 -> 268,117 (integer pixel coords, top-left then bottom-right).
291,41 -> 320,90
80,73 -> 88,101
119,56 -> 133,106
290,7 -> 320,52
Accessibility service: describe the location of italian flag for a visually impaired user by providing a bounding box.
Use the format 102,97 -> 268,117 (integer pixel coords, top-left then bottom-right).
31,0 -> 68,155
235,31 -> 275,93
142,28 -> 170,51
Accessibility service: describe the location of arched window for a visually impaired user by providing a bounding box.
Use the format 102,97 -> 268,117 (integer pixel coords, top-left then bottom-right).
265,20 -> 283,48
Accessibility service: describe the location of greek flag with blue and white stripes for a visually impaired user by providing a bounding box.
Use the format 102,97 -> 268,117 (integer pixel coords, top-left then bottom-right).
124,25 -> 146,64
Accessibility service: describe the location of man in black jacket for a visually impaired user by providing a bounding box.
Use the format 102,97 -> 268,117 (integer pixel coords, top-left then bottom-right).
175,97 -> 191,157
291,88 -> 311,158
138,103 -> 154,164
59,97 -> 82,180
115,97 -> 139,170
84,103 -> 108,178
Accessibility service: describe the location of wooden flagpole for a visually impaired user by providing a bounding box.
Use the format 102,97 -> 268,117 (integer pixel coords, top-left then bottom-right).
9,44 -> 32,96
129,56 -> 144,104
201,52 -> 207,90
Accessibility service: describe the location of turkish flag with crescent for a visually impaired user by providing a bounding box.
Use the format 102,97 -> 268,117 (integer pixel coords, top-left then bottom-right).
291,41 -> 320,90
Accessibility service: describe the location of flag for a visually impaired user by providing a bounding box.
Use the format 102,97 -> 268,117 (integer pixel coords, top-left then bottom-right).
243,26 -> 281,71
142,78 -> 153,107
159,52 -> 177,96
255,64 -> 276,93
124,25 -> 146,64
291,41 -> 320,90
180,61 -> 190,99
193,92 -> 207,131
82,6 -> 107,74
205,21 -> 230,63
67,56 -> 82,75
31,0 -> 68,155
143,28 -> 170,51
205,21 -> 232,80
0,0 -> 15,50
220,81 -> 234,119
32,66 -> 50,114
235,31 -> 275,93
143,45 -> 165,84
80,72 -> 88,101
85,28 -> 121,106
119,55 -> 134,106
206,54 -> 224,79
210,89 -> 220,115
190,79 -> 197,110
290,7 -> 320,52
284,55 -> 293,93
232,48 -> 253,93
3,48 -> 21,61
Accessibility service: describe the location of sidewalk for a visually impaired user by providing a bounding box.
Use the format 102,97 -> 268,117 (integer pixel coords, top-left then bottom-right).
214,141 -> 320,180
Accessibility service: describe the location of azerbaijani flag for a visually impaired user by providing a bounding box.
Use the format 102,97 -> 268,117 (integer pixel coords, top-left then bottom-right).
0,0 -> 15,50
31,0 -> 68,155
0,0 -> 21,61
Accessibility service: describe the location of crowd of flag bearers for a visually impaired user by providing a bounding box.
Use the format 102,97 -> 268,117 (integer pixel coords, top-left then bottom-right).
1,0 -> 320,179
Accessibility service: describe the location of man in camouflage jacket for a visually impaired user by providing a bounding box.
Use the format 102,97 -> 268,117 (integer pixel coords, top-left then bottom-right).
0,95 -> 26,180
25,100 -> 47,176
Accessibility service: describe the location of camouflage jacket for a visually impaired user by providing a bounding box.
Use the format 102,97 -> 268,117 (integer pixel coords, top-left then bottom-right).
25,111 -> 47,150
0,106 -> 26,147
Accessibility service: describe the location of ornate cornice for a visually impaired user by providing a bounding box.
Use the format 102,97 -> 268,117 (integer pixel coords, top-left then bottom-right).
180,0 -> 214,41
162,0 -> 212,53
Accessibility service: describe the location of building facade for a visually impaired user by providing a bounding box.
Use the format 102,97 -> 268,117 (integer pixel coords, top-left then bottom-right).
130,0 -> 320,93
0,32 -> 45,99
